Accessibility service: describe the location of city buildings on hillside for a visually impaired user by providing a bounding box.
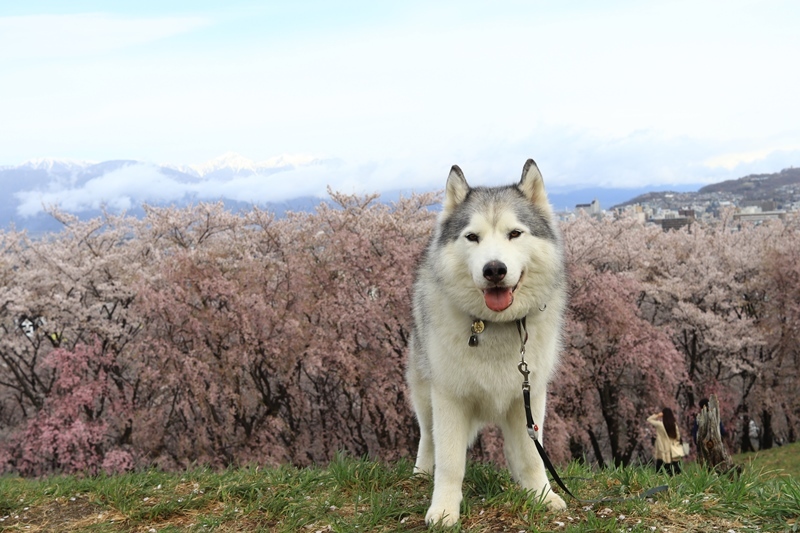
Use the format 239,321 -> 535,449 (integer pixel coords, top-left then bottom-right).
560,188 -> 798,229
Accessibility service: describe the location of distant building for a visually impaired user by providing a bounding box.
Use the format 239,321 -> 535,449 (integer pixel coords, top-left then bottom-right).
575,199 -> 601,216
733,210 -> 787,223
648,208 -> 695,231
741,200 -> 777,212
613,204 -> 647,223
653,217 -> 693,232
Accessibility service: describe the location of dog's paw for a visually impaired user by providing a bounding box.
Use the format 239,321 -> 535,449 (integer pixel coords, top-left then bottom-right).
425,505 -> 459,527
544,491 -> 567,511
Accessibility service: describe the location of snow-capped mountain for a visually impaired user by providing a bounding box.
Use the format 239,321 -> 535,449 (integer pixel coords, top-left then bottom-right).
162,152 -> 329,179
17,157 -> 94,174
0,151 -> 732,237
0,153 -> 336,234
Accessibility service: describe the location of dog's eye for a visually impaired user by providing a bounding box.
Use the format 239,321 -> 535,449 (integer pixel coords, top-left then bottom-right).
508,230 -> 522,239
465,233 -> 479,243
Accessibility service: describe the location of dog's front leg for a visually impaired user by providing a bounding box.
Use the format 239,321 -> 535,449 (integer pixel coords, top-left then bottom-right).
426,389 -> 470,527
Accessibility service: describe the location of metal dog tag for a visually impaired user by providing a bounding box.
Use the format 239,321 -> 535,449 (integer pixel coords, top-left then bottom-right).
469,319 -> 485,346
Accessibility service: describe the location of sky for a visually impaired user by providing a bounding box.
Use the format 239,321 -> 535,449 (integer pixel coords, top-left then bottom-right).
2,0 -> 800,199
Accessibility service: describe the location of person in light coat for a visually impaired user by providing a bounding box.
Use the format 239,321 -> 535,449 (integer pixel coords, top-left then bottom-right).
647,407 -> 683,475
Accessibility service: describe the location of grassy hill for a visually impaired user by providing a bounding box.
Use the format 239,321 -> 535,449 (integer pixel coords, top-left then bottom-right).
1,445 -> 798,532
733,441 -> 800,479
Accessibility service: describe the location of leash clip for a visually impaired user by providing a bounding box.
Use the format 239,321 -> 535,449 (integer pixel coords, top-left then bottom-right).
518,360 -> 530,385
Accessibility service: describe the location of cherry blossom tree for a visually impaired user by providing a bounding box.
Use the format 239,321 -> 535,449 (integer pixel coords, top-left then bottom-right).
636,214 -> 799,451
553,216 -> 685,467
0,210 -> 146,474
0,194 -> 438,474
747,218 -> 800,447
0,195 -> 797,476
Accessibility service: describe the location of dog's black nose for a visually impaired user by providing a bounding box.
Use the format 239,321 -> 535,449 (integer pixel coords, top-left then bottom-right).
483,261 -> 507,283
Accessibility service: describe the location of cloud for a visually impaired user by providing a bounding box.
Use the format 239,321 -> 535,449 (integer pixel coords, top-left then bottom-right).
422,129 -> 731,190
2,2 -> 798,183
15,164 -> 192,216
703,146 -> 800,171
0,13 -> 210,60
14,132 -> 799,219
701,148 -> 800,178
12,155 -> 457,218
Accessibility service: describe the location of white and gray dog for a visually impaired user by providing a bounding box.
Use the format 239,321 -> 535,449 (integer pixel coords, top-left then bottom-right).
406,159 -> 567,526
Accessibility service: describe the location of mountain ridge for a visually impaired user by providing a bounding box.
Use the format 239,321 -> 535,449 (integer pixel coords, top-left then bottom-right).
2,154 -> 798,234
616,167 -> 800,209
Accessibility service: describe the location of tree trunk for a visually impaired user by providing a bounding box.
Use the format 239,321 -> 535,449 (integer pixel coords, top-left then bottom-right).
696,395 -> 735,474
760,409 -> 774,450
587,427 -> 606,469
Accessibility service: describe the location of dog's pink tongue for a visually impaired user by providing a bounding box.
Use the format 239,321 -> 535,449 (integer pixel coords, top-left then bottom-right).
483,287 -> 513,312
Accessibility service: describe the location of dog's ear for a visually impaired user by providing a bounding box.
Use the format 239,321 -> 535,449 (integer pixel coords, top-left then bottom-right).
443,165 -> 469,215
518,159 -> 549,209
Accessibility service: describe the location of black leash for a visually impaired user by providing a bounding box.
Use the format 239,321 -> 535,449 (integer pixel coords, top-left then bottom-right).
515,317 -> 669,504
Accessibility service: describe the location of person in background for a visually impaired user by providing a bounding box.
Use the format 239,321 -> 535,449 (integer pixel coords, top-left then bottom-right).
692,397 -> 728,445
748,418 -> 761,451
647,407 -> 683,475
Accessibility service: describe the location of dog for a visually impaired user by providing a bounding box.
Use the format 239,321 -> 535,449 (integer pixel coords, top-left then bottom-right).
406,159 -> 567,526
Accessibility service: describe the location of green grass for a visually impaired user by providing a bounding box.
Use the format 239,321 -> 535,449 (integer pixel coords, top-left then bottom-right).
0,446 -> 798,532
734,441 -> 800,479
